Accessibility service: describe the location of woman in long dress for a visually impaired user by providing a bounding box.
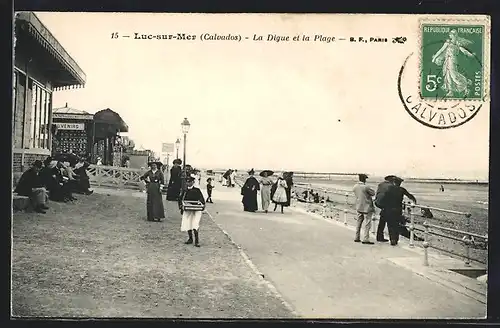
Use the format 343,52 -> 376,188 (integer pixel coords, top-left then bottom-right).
283,171 -> 294,207
260,171 -> 274,213
272,174 -> 288,214
431,29 -> 475,97
241,169 -> 260,212
179,175 -> 206,247
166,159 -> 182,201
140,161 -> 165,222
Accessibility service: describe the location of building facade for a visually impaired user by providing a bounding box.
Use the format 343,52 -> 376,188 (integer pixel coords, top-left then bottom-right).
13,12 -> 86,173
52,104 -> 94,159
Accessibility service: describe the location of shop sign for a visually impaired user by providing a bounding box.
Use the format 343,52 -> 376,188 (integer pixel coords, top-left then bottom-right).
54,122 -> 85,131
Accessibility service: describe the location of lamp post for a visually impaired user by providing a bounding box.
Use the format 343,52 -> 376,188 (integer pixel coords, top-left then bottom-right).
181,118 -> 191,192
175,138 -> 181,159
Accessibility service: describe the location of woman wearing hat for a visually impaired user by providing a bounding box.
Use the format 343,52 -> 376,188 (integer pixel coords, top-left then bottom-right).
166,159 -> 182,201
241,169 -> 260,212
179,175 -> 206,247
272,173 -> 288,214
259,170 -> 274,213
140,161 -> 165,222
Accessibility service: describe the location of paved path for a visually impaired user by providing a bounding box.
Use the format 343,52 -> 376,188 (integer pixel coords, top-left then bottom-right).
204,181 -> 487,319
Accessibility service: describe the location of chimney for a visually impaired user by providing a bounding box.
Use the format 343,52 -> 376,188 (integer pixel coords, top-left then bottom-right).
65,102 -> 68,107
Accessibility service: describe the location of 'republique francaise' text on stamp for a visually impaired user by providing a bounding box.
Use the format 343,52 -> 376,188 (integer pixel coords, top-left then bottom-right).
420,23 -> 485,101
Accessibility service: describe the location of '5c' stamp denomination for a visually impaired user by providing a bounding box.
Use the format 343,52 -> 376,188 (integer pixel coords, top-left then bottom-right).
420,23 -> 485,101
398,16 -> 490,130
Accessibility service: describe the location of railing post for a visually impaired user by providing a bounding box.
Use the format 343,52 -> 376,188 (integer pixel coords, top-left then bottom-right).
463,213 -> 472,267
97,166 -> 102,187
408,202 -> 415,248
344,192 -> 349,225
423,221 -> 430,266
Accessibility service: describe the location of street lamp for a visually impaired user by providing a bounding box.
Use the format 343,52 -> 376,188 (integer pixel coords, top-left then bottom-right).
181,118 -> 191,191
175,138 -> 181,159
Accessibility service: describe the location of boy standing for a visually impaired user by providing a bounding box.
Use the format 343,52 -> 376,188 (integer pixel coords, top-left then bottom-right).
206,177 -> 214,203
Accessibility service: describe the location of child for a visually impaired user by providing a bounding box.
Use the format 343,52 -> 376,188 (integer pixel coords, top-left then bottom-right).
179,176 -> 206,247
206,177 -> 214,203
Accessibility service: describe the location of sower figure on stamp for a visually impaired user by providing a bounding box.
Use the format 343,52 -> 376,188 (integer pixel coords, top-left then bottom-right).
179,175 -> 206,247
353,174 -> 375,245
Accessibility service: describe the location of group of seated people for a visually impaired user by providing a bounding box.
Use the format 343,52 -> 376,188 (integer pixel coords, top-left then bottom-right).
14,155 -> 94,214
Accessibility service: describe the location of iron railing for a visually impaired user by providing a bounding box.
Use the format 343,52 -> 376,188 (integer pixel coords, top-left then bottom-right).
223,172 -> 488,267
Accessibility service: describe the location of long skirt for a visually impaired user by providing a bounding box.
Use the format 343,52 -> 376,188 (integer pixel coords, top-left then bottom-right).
242,190 -> 258,212
166,180 -> 181,201
147,182 -> 165,221
272,186 -> 288,204
181,210 -> 202,231
261,185 -> 271,211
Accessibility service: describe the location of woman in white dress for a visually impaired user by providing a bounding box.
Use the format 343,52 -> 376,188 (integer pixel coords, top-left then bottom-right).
179,175 -> 206,247
259,170 -> 274,213
272,174 -> 288,214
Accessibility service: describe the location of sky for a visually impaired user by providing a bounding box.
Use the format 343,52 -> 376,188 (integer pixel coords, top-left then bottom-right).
31,12 -> 490,180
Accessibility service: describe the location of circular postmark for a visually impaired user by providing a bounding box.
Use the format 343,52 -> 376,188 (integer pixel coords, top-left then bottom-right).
398,32 -> 487,129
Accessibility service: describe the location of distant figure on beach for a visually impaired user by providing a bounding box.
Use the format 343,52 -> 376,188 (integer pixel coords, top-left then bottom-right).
222,169 -> 232,187
353,174 -> 375,245
259,170 -> 274,213
241,169 -> 260,212
272,173 -> 288,214
440,184 -> 445,192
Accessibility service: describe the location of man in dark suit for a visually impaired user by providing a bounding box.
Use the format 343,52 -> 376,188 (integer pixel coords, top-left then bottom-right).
15,160 -> 49,214
374,175 -> 395,242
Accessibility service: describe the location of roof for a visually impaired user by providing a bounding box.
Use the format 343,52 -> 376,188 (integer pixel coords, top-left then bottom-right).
15,12 -> 86,89
94,108 -> 129,132
53,104 -> 94,120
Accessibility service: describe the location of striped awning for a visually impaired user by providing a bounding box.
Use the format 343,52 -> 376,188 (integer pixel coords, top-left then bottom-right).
15,12 -> 86,89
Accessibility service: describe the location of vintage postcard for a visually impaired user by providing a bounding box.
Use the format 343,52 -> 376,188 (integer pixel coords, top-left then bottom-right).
11,12 -> 490,319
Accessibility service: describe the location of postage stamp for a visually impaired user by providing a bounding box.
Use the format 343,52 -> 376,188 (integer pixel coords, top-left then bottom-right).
419,21 -> 487,101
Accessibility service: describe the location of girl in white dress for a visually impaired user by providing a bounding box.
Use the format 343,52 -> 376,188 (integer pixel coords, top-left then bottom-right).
179,176 -> 206,247
272,174 -> 288,214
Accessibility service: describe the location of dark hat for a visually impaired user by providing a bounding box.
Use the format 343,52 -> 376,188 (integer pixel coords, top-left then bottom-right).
248,168 -> 255,174
148,161 -> 162,167
358,173 -> 369,180
33,160 -> 43,168
384,175 -> 397,181
385,175 -> 403,182
173,158 -> 182,165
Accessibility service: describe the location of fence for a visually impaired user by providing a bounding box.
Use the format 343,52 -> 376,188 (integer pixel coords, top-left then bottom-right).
222,171 -> 488,267
87,164 -> 147,189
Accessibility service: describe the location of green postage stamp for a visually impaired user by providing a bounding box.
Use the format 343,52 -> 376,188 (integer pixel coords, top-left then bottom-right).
420,21 -> 487,101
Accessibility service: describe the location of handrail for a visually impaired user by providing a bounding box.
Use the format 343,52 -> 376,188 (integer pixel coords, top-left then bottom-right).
220,171 -> 488,266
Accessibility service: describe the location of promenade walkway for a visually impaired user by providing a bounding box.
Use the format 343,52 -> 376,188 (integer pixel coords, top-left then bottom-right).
205,180 -> 487,319
11,181 -> 487,319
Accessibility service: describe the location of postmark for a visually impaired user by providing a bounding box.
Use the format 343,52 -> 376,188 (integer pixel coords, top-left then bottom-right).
398,17 -> 490,129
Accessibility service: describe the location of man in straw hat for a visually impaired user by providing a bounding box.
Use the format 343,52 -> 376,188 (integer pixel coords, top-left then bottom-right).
353,173 -> 375,244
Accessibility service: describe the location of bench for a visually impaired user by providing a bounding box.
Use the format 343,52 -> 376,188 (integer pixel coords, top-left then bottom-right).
12,192 -> 30,212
